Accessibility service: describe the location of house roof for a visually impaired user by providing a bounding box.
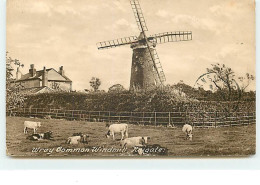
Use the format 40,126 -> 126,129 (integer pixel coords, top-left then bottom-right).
16,68 -> 72,82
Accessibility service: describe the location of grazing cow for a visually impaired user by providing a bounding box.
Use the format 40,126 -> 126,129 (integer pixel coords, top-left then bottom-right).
182,124 -> 193,140
106,123 -> 128,140
121,136 -> 151,148
24,121 -> 41,134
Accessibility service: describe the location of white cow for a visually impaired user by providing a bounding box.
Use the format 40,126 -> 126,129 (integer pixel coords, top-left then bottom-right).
66,134 -> 89,144
24,121 -> 41,134
182,124 -> 193,140
121,136 -> 150,148
106,123 -> 128,140
66,136 -> 81,145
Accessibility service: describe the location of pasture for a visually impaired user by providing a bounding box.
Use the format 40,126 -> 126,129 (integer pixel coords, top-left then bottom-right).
6,116 -> 255,157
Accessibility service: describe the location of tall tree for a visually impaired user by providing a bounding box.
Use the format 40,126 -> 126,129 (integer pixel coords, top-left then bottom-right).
195,63 -> 254,112
6,52 -> 25,115
89,77 -> 101,92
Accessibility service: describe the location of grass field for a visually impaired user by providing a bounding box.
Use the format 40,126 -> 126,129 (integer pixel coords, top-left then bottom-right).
6,116 -> 256,157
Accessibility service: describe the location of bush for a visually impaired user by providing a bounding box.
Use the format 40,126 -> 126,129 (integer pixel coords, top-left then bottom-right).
23,88 -> 255,114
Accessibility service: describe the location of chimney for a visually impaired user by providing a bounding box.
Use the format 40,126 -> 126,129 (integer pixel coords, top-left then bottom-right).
29,64 -> 36,77
42,66 -> 48,87
59,66 -> 64,76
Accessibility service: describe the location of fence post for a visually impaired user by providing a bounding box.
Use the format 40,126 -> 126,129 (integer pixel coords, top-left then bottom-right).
215,111 -> 217,128
248,111 -> 250,125
202,113 -> 204,127
185,109 -> 188,124
236,112 -> 239,125
154,112 -> 157,126
142,112 -> 144,125
168,112 -> 171,127
229,113 -> 232,127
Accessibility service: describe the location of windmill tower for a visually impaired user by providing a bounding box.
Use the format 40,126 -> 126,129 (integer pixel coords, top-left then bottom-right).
97,0 -> 192,91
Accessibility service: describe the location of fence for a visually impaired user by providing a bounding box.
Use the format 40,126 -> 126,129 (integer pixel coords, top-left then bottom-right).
8,107 -> 256,128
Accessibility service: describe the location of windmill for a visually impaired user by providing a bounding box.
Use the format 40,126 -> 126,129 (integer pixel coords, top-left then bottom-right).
97,0 -> 192,91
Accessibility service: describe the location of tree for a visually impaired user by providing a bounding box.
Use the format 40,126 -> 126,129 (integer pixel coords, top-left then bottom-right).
195,63 -> 254,112
89,77 -> 101,92
6,52 -> 25,115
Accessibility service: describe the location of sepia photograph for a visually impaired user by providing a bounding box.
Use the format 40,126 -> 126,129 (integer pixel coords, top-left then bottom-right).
6,0 -> 255,157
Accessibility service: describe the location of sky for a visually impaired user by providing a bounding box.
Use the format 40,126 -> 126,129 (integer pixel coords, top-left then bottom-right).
6,0 -> 255,91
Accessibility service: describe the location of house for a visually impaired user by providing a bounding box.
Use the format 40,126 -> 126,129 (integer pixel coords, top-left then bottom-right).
14,64 -> 72,93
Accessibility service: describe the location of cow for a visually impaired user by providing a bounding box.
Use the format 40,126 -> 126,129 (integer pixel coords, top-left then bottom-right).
106,123 -> 128,140
66,134 -> 89,144
26,131 -> 53,141
27,134 -> 42,141
66,136 -> 81,144
182,124 -> 193,140
24,121 -> 41,134
41,131 -> 53,140
73,133 -> 89,143
121,136 -> 150,149
26,131 -> 52,141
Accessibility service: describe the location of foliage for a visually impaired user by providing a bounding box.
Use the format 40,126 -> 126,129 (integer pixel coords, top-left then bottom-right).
22,86 -> 255,114
6,52 -> 25,114
173,81 -> 255,102
89,77 -> 101,92
195,63 -> 255,112
23,86 -> 193,112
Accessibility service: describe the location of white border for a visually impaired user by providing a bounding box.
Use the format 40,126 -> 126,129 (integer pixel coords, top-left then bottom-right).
0,0 -> 259,170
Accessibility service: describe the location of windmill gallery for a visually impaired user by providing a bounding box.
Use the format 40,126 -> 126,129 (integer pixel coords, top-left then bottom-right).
97,0 -> 192,91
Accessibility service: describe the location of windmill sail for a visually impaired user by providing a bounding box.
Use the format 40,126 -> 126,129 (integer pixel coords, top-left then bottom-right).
152,49 -> 166,83
145,46 -> 166,84
130,0 -> 148,32
149,31 -> 192,44
97,36 -> 138,50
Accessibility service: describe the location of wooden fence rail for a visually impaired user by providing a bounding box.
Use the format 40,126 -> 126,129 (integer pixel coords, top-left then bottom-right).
7,108 -> 256,128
